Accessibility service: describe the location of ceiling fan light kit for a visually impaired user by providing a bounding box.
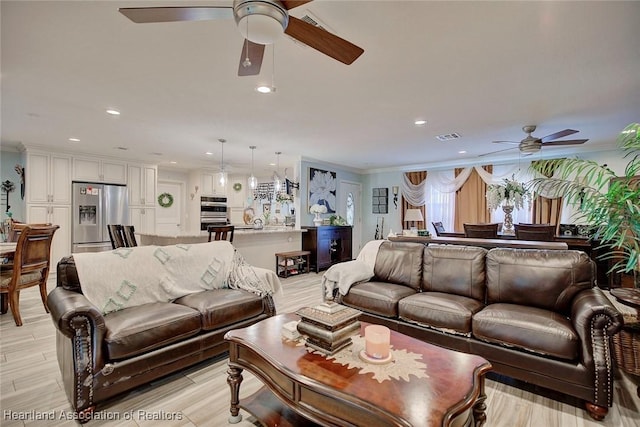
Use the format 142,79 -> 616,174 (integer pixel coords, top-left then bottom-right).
234,0 -> 288,45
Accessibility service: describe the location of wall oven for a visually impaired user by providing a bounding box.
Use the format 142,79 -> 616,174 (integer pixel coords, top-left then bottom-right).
200,196 -> 228,230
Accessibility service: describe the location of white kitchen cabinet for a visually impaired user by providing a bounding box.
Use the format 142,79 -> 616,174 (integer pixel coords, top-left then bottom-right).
73,157 -> 127,184
23,150 -> 73,268
201,171 -> 217,195
128,164 -> 157,207
200,171 -> 227,196
227,175 -> 248,208
129,207 -> 156,234
26,151 -> 72,205
27,204 -> 71,266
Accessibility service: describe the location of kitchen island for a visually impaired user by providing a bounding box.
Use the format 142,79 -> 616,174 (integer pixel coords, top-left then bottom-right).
138,227 -> 307,272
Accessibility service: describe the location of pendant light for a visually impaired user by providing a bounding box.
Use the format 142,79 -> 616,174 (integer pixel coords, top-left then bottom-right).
248,146 -> 258,190
217,139 -> 227,187
273,151 -> 282,192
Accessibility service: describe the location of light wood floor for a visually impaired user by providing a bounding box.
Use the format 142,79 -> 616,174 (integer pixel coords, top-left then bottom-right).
1,273 -> 638,427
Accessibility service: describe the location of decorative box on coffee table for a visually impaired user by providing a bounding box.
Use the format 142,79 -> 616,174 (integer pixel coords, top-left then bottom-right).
296,303 -> 361,355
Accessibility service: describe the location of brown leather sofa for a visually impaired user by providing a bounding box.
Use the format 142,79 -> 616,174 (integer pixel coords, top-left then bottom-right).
48,255 -> 276,422
333,241 -> 623,420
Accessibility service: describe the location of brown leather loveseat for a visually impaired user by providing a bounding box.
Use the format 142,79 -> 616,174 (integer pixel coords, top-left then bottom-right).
48,244 -> 277,422
330,241 -> 622,420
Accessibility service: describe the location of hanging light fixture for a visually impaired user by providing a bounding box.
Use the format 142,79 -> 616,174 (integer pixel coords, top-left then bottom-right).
248,145 -> 258,190
273,151 -> 282,192
217,138 -> 227,187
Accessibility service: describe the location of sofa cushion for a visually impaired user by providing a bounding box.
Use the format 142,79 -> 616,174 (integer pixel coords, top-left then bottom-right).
472,303 -> 579,361
174,289 -> 265,330
373,241 -> 424,290
104,302 -> 202,360
399,292 -> 485,335
485,248 -> 594,313
422,244 -> 487,301
341,281 -> 416,317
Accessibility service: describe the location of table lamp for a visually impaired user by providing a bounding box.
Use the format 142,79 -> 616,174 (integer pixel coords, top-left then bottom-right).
404,208 -> 424,229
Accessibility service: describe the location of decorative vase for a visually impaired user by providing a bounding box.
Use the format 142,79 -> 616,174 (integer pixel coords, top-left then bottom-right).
313,213 -> 323,227
502,204 -> 515,235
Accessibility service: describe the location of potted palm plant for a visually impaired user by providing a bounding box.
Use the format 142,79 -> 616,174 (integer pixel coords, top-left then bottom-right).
528,123 -> 639,287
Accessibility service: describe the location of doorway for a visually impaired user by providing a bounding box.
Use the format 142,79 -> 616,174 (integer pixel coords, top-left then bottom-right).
338,180 -> 362,258
156,181 -> 183,235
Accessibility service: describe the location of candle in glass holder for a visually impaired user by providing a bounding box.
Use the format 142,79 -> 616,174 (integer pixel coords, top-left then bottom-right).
364,325 -> 390,359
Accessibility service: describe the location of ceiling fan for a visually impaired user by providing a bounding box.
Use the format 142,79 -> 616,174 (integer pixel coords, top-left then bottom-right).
119,0 -> 364,77
479,125 -> 588,157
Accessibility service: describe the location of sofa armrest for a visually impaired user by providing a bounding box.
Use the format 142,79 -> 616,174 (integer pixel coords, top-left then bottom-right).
571,288 -> 623,407
48,287 -> 106,339
48,287 -> 107,415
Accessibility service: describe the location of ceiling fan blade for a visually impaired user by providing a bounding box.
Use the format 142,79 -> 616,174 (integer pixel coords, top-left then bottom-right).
238,40 -> 265,76
541,139 -> 589,146
281,1 -> 314,10
540,129 -> 579,142
492,140 -> 520,145
119,7 -> 233,23
478,147 -> 518,157
284,16 -> 364,65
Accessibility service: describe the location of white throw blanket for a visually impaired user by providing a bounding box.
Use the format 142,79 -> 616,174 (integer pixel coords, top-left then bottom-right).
321,240 -> 385,300
74,241 -> 281,314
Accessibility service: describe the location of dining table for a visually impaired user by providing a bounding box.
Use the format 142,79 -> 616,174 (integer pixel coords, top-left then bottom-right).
0,242 -> 17,257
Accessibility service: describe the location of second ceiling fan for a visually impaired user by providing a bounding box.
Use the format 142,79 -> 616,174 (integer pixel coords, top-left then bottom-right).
119,0 -> 364,76
480,125 -> 588,157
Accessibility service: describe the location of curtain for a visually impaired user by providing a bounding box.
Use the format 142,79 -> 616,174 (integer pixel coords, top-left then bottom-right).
401,171 -> 427,229
530,160 -> 563,229
425,170 -> 456,234
454,165 -> 492,232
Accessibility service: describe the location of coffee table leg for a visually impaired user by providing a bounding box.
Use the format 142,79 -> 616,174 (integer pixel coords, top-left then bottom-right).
472,376 -> 488,427
227,366 -> 244,424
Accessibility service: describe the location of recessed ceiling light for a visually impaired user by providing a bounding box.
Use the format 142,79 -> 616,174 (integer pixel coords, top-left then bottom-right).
106,109 -> 121,115
205,152 -> 214,156
458,150 -> 467,154
68,138 -> 80,143
256,85 -> 275,94
169,161 -> 177,164
414,119 -> 427,126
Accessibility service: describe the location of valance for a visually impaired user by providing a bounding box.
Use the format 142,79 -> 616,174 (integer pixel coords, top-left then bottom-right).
401,173 -> 427,206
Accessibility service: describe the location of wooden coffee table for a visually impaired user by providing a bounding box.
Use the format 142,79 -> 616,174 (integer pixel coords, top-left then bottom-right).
225,313 -> 492,427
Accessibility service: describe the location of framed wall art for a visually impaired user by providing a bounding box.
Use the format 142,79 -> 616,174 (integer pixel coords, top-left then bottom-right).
372,187 -> 388,214
308,167 -> 337,214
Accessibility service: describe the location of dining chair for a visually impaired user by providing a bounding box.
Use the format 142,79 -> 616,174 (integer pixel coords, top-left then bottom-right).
207,225 -> 235,243
0,224 -> 59,326
514,223 -> 556,241
7,221 -> 51,243
463,223 -> 499,238
107,224 -> 126,249
431,221 -> 446,236
122,225 -> 138,247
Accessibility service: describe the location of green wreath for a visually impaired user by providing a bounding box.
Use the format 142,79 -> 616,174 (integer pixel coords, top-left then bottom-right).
233,182 -> 242,192
158,192 -> 174,208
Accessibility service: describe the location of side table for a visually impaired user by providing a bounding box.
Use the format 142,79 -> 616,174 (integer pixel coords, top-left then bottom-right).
610,288 -> 640,398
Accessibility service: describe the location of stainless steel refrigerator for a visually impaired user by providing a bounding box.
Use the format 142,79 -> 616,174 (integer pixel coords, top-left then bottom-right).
72,182 -> 129,253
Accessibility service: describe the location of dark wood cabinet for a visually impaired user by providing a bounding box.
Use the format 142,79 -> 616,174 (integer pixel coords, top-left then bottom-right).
302,226 -> 352,272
